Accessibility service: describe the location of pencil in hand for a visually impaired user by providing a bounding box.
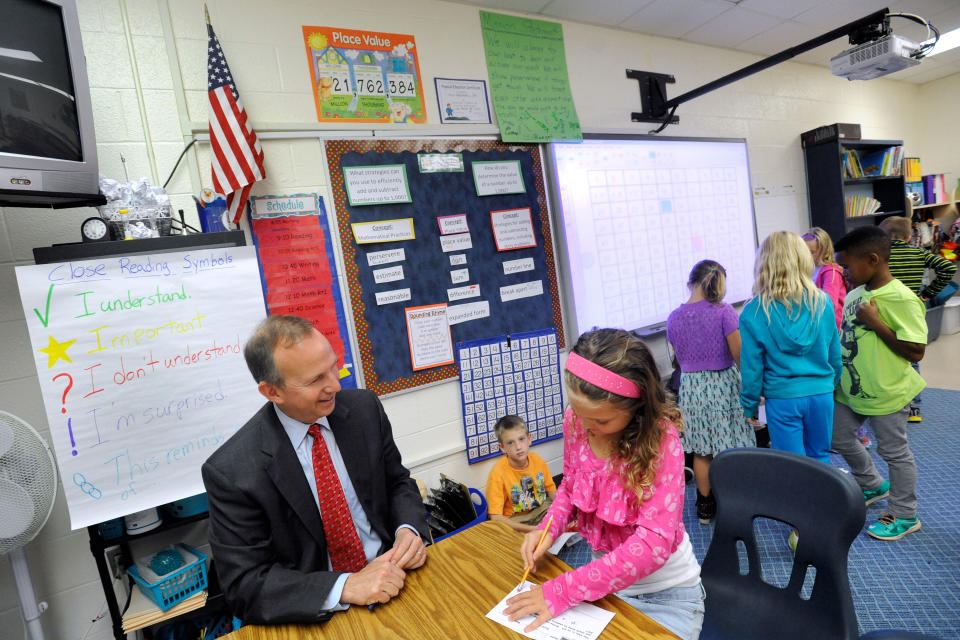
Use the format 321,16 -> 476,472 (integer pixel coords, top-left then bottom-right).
518,514 -> 554,588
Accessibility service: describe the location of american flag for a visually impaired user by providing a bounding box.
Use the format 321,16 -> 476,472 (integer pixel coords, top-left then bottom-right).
207,20 -> 264,224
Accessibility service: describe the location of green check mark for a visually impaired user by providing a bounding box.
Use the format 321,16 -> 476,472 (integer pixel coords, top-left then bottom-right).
34,284 -> 54,328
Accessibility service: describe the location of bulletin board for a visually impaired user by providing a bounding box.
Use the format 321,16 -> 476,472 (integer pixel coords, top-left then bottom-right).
326,139 -> 565,395
247,193 -> 357,389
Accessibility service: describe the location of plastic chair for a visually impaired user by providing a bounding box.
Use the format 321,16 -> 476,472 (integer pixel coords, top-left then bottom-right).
433,488 -> 488,542
700,448 -> 866,640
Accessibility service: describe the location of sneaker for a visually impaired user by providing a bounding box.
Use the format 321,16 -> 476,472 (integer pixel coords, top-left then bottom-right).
696,492 -> 716,525
787,529 -> 798,552
867,513 -> 921,540
908,407 -> 922,423
863,480 -> 890,506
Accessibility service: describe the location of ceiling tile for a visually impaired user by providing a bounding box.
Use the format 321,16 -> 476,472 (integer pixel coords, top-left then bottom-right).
889,62 -> 960,84
540,0 -> 655,26
738,0 -> 825,21
466,0 -> 554,13
736,20 -> 824,56
682,7 -> 781,48
618,0 -> 730,39
793,0 -> 891,31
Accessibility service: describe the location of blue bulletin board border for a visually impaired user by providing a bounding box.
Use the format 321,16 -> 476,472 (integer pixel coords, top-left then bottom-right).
456,327 -> 563,464
247,194 -> 357,389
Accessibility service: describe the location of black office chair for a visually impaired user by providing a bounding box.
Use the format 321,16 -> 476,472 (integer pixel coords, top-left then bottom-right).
699,448 -> 866,640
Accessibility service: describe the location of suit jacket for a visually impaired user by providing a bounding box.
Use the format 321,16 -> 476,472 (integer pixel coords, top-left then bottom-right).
201,388 -> 430,624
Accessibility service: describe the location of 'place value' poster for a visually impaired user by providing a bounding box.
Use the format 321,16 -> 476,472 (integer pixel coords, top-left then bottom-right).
303,26 -> 426,124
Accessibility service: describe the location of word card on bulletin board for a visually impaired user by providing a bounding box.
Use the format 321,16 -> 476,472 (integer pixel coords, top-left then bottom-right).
456,328 -> 563,464
325,139 -> 565,395
247,193 -> 357,388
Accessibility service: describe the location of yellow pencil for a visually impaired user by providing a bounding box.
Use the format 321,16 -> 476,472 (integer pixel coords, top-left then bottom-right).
519,514 -> 554,587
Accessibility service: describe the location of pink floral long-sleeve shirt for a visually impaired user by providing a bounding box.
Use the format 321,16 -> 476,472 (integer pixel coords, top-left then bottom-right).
540,409 -> 687,617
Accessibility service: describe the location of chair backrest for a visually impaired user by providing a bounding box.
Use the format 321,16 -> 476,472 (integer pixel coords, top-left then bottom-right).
700,448 -> 866,640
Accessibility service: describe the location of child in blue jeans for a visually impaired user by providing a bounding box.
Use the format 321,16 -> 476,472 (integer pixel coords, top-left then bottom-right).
833,226 -> 926,540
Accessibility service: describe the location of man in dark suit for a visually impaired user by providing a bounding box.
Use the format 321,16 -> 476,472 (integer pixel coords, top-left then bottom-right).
202,315 -> 430,624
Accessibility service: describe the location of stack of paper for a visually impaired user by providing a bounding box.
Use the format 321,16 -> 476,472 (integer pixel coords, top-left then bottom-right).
122,587 -> 207,633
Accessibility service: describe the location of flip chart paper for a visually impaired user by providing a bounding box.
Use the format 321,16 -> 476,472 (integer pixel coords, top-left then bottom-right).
15,247 -> 267,529
479,12 -> 582,143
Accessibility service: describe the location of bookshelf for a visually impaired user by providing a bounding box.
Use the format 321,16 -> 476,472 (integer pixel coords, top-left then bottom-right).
803,137 -> 907,240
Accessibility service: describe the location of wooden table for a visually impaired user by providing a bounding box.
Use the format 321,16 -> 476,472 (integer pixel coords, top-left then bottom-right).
221,520 -> 678,639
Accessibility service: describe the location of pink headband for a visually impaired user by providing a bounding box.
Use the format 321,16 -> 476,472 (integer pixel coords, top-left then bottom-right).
565,352 -> 643,399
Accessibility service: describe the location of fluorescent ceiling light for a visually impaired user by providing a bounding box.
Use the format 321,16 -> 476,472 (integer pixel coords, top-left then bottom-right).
927,27 -> 960,56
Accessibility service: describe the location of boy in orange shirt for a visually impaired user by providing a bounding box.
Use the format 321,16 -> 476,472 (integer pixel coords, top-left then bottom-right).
485,415 -> 557,533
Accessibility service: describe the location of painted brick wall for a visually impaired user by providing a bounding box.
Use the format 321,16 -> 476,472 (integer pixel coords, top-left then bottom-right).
0,0 -> 946,637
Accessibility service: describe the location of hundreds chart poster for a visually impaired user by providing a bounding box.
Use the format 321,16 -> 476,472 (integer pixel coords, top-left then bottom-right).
303,26 -> 426,124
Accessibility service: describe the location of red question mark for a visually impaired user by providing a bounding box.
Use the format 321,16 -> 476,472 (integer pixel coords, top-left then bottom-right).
53,373 -> 73,414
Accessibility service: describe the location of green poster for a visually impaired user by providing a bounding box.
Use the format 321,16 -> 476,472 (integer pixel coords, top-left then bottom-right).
479,11 -> 582,143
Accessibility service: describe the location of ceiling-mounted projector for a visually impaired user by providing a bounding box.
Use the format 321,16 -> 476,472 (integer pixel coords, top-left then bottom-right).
831,34 -> 921,80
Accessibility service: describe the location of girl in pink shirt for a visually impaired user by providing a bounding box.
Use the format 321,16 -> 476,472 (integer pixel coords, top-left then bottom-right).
803,227 -> 847,330
504,329 -> 703,640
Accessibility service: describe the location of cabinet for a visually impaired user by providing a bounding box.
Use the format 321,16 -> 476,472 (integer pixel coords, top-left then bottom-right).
803,137 -> 907,240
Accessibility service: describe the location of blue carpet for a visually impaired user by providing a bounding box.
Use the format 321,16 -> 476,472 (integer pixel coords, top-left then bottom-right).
556,387 -> 960,639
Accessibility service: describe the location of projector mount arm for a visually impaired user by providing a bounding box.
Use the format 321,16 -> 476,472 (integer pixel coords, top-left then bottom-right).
628,8 -> 892,132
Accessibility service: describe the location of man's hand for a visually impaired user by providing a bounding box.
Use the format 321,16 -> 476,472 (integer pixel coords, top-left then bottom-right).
504,584 -> 553,632
340,550 -> 407,606
855,299 -> 883,331
391,527 -> 427,570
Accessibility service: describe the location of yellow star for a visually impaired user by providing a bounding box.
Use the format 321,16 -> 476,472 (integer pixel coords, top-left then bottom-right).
38,335 -> 77,369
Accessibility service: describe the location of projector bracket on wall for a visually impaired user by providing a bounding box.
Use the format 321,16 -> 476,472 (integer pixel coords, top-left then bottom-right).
628,8 -> 895,129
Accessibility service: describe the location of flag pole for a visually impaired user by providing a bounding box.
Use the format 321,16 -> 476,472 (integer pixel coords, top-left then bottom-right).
204,4 -> 211,25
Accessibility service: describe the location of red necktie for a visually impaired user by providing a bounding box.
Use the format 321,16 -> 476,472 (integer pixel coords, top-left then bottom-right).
308,424 -> 367,573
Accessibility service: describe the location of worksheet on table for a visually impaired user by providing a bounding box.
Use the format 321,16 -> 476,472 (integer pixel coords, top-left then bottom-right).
486,581 -> 615,640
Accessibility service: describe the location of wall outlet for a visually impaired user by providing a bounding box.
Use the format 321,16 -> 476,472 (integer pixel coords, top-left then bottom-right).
105,548 -> 125,580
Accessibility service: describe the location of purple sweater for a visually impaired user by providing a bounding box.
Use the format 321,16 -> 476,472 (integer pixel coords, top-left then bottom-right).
666,300 -> 739,372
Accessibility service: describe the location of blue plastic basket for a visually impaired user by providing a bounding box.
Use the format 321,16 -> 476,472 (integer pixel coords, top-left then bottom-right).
434,488 -> 488,542
128,544 -> 207,611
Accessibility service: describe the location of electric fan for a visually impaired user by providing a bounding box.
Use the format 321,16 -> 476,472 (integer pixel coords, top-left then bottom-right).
0,411 -> 59,640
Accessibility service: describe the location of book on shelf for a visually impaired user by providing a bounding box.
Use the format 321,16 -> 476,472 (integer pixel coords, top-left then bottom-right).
845,195 -> 881,218
904,157 -> 921,182
906,181 -> 925,205
921,174 -> 949,205
855,146 -> 903,177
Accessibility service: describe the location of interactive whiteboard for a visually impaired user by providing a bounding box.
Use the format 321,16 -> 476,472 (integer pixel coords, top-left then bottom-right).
546,135 -> 757,337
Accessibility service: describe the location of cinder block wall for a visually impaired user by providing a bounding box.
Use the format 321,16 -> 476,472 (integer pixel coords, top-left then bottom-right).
1,1 -> 950,637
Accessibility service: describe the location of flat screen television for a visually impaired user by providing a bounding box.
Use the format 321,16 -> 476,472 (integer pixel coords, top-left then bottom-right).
546,135 -> 758,338
0,0 -> 100,207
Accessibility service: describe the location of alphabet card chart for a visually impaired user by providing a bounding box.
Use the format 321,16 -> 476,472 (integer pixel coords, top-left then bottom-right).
303,26 -> 426,124
14,246 -> 267,529
457,328 -> 563,464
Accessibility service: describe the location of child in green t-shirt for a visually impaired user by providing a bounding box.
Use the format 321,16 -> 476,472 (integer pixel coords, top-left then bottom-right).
833,226 -> 927,541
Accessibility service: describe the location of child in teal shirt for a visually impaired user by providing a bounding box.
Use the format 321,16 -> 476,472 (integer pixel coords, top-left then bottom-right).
833,226 -> 926,541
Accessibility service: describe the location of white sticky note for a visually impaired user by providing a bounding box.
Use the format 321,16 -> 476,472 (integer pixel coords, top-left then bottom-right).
375,288 -> 412,305
440,232 -> 473,253
448,284 -> 481,302
500,280 -> 543,302
503,257 -> 535,275
373,265 -> 404,284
